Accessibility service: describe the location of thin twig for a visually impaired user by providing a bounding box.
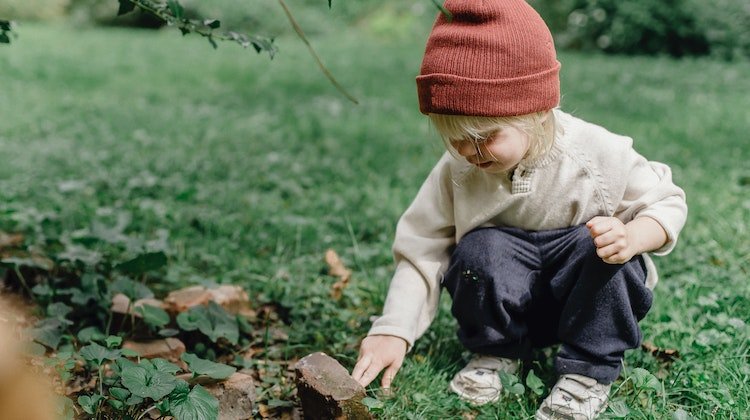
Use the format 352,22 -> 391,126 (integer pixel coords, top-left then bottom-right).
277,0 -> 359,104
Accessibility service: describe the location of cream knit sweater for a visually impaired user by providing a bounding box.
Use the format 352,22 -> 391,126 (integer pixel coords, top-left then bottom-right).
368,110 -> 687,349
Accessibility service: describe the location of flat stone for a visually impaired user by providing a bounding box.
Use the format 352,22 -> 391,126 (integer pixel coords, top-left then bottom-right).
164,285 -> 250,314
295,352 -> 371,420
111,293 -> 167,316
122,338 -> 186,363
205,372 -> 256,420
164,286 -> 212,313
207,285 -> 250,314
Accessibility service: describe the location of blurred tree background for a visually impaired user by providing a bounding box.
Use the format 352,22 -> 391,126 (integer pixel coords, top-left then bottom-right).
2,0 -> 750,60
1,1 -> 748,419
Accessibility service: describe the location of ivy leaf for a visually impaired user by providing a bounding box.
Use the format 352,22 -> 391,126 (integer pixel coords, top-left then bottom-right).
80,342 -> 121,366
498,371 -> 525,395
31,283 -> 53,297
116,251 -> 167,276
156,399 -> 171,416
508,382 -> 525,394
127,394 -> 144,405
631,368 -> 661,392
120,362 -> 179,401
117,0 -> 136,16
105,335 -> 123,348
77,326 -> 106,344
108,399 -> 125,411
361,396 -> 383,411
159,328 -> 180,337
47,302 -> 73,320
136,304 -> 171,329
68,273 -> 105,306
77,394 -> 104,415
169,383 -> 219,420
608,399 -> 631,418
109,387 -> 130,401
151,358 -> 182,375
525,369 -> 545,396
167,0 -> 184,19
31,318 -> 66,349
182,353 -> 236,380
122,348 -> 140,357
57,242 -> 102,267
176,301 -> 239,344
110,277 -> 154,301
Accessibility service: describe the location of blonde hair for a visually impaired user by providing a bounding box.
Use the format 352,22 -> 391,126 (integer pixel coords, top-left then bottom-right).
429,110 -> 558,161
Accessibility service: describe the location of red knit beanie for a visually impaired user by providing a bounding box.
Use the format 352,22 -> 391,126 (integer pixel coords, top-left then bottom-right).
417,0 -> 561,117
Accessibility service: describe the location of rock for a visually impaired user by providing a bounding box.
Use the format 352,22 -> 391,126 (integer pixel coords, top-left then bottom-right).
207,285 -> 250,314
205,372 -> 256,420
295,352 -> 371,420
111,293 -> 166,316
164,286 -> 212,313
122,338 -> 186,363
164,285 -> 250,314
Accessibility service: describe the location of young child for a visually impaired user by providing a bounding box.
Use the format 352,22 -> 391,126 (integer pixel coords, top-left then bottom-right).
350,1 -> 687,419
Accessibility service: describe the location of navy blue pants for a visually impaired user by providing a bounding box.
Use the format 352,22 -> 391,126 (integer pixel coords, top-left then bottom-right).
442,225 -> 652,383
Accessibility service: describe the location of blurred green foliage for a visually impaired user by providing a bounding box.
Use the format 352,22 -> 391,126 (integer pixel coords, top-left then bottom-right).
0,0 -> 401,36
686,0 -> 750,60
531,0 -> 750,60
0,0 -> 70,21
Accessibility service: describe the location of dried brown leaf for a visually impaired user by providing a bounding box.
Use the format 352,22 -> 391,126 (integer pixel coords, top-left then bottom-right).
0,232 -> 24,250
641,341 -> 680,362
325,249 -> 351,300
258,403 -> 272,418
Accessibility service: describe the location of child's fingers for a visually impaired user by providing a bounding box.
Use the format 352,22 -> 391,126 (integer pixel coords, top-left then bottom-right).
586,216 -> 614,237
381,360 -> 403,389
596,243 -> 619,258
358,362 -> 385,388
351,355 -> 371,384
593,229 -> 625,249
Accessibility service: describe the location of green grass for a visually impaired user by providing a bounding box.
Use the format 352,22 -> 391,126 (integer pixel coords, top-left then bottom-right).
1,18 -> 749,419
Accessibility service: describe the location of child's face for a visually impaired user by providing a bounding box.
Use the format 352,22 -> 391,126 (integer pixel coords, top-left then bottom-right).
450,125 -> 530,173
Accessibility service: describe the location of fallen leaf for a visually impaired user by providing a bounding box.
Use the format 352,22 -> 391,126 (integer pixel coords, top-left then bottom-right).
0,232 -> 24,250
258,403 -> 272,418
641,341 -> 680,362
325,249 -> 351,300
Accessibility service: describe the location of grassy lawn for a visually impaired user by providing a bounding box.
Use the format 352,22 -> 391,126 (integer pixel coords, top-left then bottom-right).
2,19 -> 749,419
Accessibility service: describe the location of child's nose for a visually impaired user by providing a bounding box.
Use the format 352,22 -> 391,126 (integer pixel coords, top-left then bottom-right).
452,140 -> 477,157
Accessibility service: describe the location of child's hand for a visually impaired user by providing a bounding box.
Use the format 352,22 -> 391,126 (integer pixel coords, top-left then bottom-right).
351,335 -> 407,389
586,216 -> 636,264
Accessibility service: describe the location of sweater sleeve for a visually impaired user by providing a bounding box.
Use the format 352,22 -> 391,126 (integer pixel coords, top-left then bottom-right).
614,149 -> 687,256
367,154 -> 456,350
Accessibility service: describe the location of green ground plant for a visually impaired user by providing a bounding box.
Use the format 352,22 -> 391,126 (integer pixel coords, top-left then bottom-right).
1,16 -> 749,419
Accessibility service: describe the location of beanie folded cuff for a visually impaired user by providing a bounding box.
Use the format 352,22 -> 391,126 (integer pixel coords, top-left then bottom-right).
417,62 -> 561,116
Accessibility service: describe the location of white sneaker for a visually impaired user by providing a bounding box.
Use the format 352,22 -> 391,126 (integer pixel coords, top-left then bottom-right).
535,374 -> 611,420
448,355 -> 520,405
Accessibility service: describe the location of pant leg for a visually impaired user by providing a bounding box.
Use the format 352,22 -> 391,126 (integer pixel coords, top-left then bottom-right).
536,225 -> 653,384
442,227 -> 541,359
